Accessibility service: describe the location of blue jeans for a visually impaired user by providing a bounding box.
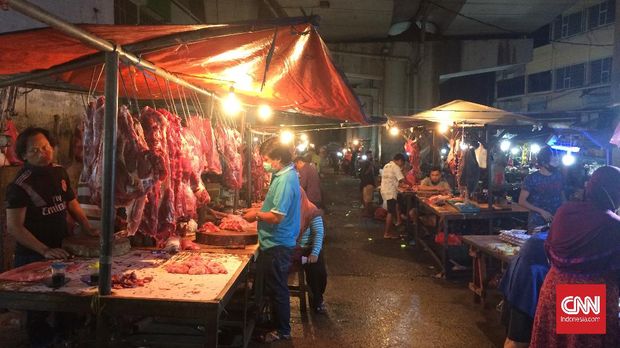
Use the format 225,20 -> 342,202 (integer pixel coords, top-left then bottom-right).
257,246 -> 293,336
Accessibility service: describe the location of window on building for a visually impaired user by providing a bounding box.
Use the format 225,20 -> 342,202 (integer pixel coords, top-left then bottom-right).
590,57 -> 613,85
497,76 -> 525,98
588,0 -> 616,29
567,11 -> 585,36
528,71 -> 552,93
555,64 -> 585,90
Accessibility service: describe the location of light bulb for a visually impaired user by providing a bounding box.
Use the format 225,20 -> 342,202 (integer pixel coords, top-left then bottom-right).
438,123 -> 450,134
257,104 -> 272,121
389,127 -> 400,136
562,152 -> 576,166
280,130 -> 294,145
530,144 -> 541,154
222,92 -> 242,117
500,140 -> 511,152
510,147 -> 520,155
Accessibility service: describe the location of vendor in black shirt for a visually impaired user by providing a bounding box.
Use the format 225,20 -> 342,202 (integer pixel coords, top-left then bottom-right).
6,127 -> 97,267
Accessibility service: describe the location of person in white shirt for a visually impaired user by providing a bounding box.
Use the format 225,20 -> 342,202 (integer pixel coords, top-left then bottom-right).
380,153 -> 408,238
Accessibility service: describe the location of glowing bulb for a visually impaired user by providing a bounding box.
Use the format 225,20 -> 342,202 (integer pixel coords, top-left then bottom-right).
531,143 -> 541,154
342,148 -> 347,154
310,143 -> 315,149
337,152 -> 343,157
280,130 -> 294,145
221,92 -> 242,117
438,123 -> 450,134
562,152 -> 576,166
460,142 -> 469,151
300,133 -> 309,142
297,143 -> 308,152
441,148 -> 448,155
389,127 -> 400,136
510,147 -> 520,155
257,104 -> 272,121
253,137 -> 259,142
352,139 -> 359,146
361,155 -> 368,161
500,140 -> 511,152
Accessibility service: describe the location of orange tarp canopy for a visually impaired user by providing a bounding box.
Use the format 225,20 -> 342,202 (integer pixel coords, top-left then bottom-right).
0,22 -> 366,123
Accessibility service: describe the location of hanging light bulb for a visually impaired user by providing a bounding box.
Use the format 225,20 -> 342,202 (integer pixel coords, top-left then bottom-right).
297,143 -> 308,152
352,139 -> 360,146
389,126 -> 400,136
300,133 -> 309,142
280,130 -> 294,145
500,140 -> 511,152
460,142 -> 469,151
253,137 -> 259,142
510,147 -> 520,155
562,152 -> 576,166
221,89 -> 242,117
257,104 -> 272,121
438,123 -> 450,134
530,143 -> 541,154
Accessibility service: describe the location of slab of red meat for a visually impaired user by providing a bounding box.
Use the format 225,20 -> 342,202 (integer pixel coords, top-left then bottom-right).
215,125 -> 243,190
250,145 -> 266,202
202,118 -> 222,175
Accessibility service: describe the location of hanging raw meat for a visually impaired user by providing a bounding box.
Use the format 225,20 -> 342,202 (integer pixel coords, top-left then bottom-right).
216,124 -> 243,190
404,139 -> 420,185
3,119 -> 21,165
251,144 -> 266,202
82,100 -> 163,206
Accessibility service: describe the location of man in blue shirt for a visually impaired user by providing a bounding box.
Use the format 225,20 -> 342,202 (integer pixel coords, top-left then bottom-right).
243,138 -> 300,342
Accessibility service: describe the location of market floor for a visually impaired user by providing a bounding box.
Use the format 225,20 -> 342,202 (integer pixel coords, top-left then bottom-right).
253,173 -> 506,348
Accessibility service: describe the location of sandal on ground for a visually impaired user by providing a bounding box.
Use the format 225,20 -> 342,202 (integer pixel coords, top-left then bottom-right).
256,330 -> 291,343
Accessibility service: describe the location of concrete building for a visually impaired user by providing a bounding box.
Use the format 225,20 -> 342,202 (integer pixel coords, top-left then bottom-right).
493,0 -> 616,124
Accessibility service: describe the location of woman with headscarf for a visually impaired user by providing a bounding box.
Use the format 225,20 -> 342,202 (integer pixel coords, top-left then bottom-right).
518,146 -> 565,230
530,166 -> 620,347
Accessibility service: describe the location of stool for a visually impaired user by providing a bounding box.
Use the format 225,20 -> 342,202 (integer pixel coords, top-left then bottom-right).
288,267 -> 308,313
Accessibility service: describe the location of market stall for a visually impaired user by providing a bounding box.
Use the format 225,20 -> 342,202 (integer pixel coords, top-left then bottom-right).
0,1 -> 366,346
390,100 -> 536,278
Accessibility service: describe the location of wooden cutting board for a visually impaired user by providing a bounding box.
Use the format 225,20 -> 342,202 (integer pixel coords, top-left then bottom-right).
62,235 -> 131,257
195,229 -> 258,247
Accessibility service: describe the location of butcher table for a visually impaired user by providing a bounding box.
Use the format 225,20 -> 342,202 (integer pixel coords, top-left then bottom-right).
0,247 -> 257,348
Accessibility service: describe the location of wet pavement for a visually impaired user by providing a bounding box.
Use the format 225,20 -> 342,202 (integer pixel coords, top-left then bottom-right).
253,174 -> 506,348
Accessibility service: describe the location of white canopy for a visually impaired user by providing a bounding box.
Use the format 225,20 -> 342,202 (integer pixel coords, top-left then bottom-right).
393,100 -> 536,127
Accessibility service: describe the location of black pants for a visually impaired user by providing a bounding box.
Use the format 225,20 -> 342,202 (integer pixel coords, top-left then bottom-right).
256,246 -> 293,336
303,251 -> 327,308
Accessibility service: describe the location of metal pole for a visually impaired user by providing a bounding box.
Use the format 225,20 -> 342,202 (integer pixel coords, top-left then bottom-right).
486,125 -> 493,209
98,51 -> 119,296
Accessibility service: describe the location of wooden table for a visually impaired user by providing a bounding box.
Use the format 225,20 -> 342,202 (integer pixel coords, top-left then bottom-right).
402,192 -> 527,278
0,247 -> 257,348
461,235 -> 520,305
